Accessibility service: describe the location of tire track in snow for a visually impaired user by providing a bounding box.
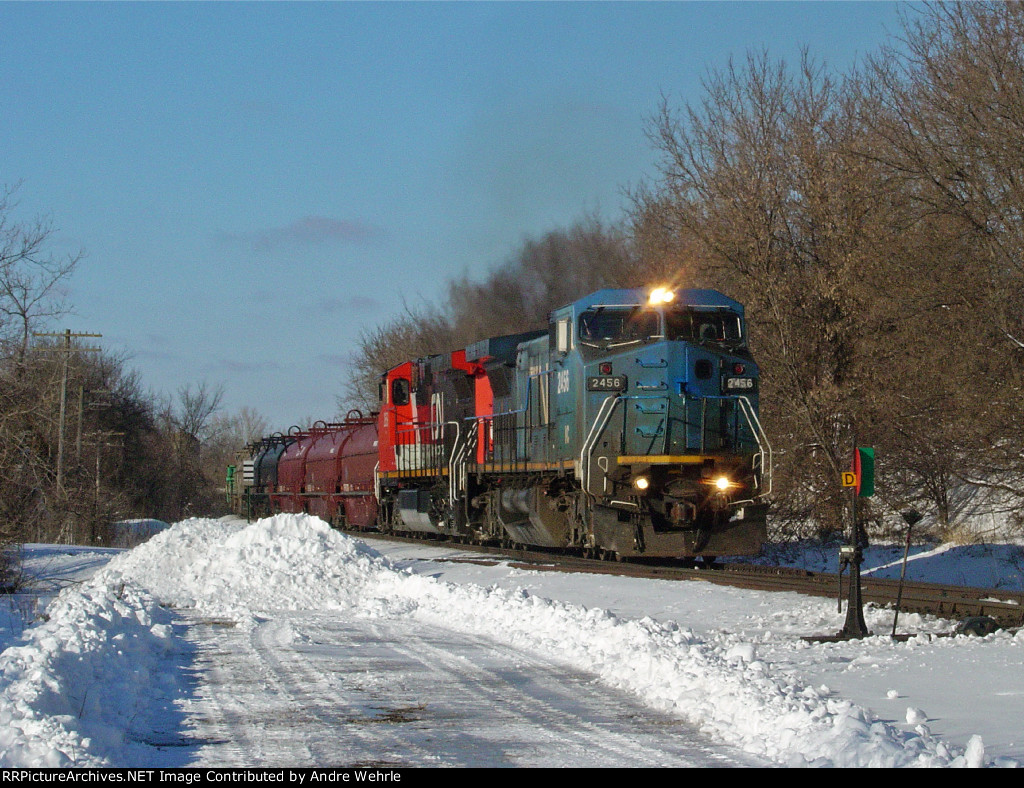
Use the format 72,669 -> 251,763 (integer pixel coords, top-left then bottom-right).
177,610 -> 766,767
388,621 -> 761,767
183,620 -> 318,766
249,616 -> 443,767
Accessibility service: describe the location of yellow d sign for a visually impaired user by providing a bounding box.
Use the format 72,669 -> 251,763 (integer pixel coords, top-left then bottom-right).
842,471 -> 858,487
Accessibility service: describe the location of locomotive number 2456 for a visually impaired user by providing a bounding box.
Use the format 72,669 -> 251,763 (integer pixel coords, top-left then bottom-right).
587,375 -> 627,391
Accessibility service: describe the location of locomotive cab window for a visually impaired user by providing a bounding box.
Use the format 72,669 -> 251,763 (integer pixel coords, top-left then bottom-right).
391,378 -> 410,407
555,318 -> 571,354
665,309 -> 745,349
578,308 -> 660,349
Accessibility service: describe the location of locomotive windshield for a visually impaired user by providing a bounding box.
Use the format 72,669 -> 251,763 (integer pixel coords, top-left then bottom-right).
578,306 -> 745,353
578,307 -> 659,347
665,308 -> 744,347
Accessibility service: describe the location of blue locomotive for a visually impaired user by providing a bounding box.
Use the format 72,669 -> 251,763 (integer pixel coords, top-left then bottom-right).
375,286 -> 771,559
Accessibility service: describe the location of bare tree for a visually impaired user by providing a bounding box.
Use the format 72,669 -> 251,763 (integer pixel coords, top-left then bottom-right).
172,381 -> 225,444
0,185 -> 84,544
864,4 -> 1024,339
0,183 -> 83,366
152,381 -> 226,520
340,302 -> 457,412
859,2 -> 1024,507
634,49 -> 942,536
447,214 -> 638,343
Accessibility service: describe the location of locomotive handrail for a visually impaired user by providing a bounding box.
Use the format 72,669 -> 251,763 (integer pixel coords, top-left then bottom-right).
453,370 -> 551,470
578,394 -> 621,496
384,416 -> 471,530
373,461 -> 380,516
388,374 -> 772,505
735,395 -> 772,500
696,394 -> 773,502
390,417 -> 467,480
449,419 -> 477,513
442,419 -> 461,509
462,368 -> 547,422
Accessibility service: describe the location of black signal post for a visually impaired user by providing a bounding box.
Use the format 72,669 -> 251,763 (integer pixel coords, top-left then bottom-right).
836,446 -> 874,639
805,444 -> 875,644
837,530 -> 870,639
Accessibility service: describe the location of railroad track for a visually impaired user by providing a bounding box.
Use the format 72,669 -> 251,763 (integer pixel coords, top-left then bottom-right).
354,530 -> 1024,630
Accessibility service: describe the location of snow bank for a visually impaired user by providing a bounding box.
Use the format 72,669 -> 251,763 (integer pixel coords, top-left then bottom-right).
0,514 -> 1000,767
0,573 -> 183,766
110,519 -> 171,549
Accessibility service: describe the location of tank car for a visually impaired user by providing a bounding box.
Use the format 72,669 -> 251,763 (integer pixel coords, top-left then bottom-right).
302,413 -> 378,528
271,426 -> 317,514
242,434 -> 294,518
375,286 -> 771,559
229,415 -> 379,527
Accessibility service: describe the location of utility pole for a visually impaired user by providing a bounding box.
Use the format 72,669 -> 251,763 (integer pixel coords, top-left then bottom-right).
90,430 -> 124,545
33,330 -> 102,493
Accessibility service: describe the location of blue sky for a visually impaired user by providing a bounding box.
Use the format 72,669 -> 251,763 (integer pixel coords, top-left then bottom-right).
1,1 -> 908,428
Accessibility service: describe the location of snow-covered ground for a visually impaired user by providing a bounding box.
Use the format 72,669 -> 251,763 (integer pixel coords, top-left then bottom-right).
0,514 -> 1021,768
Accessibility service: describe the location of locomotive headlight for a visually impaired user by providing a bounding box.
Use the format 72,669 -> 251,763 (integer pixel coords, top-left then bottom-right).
633,476 -> 651,491
714,476 -> 732,491
649,287 -> 675,305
